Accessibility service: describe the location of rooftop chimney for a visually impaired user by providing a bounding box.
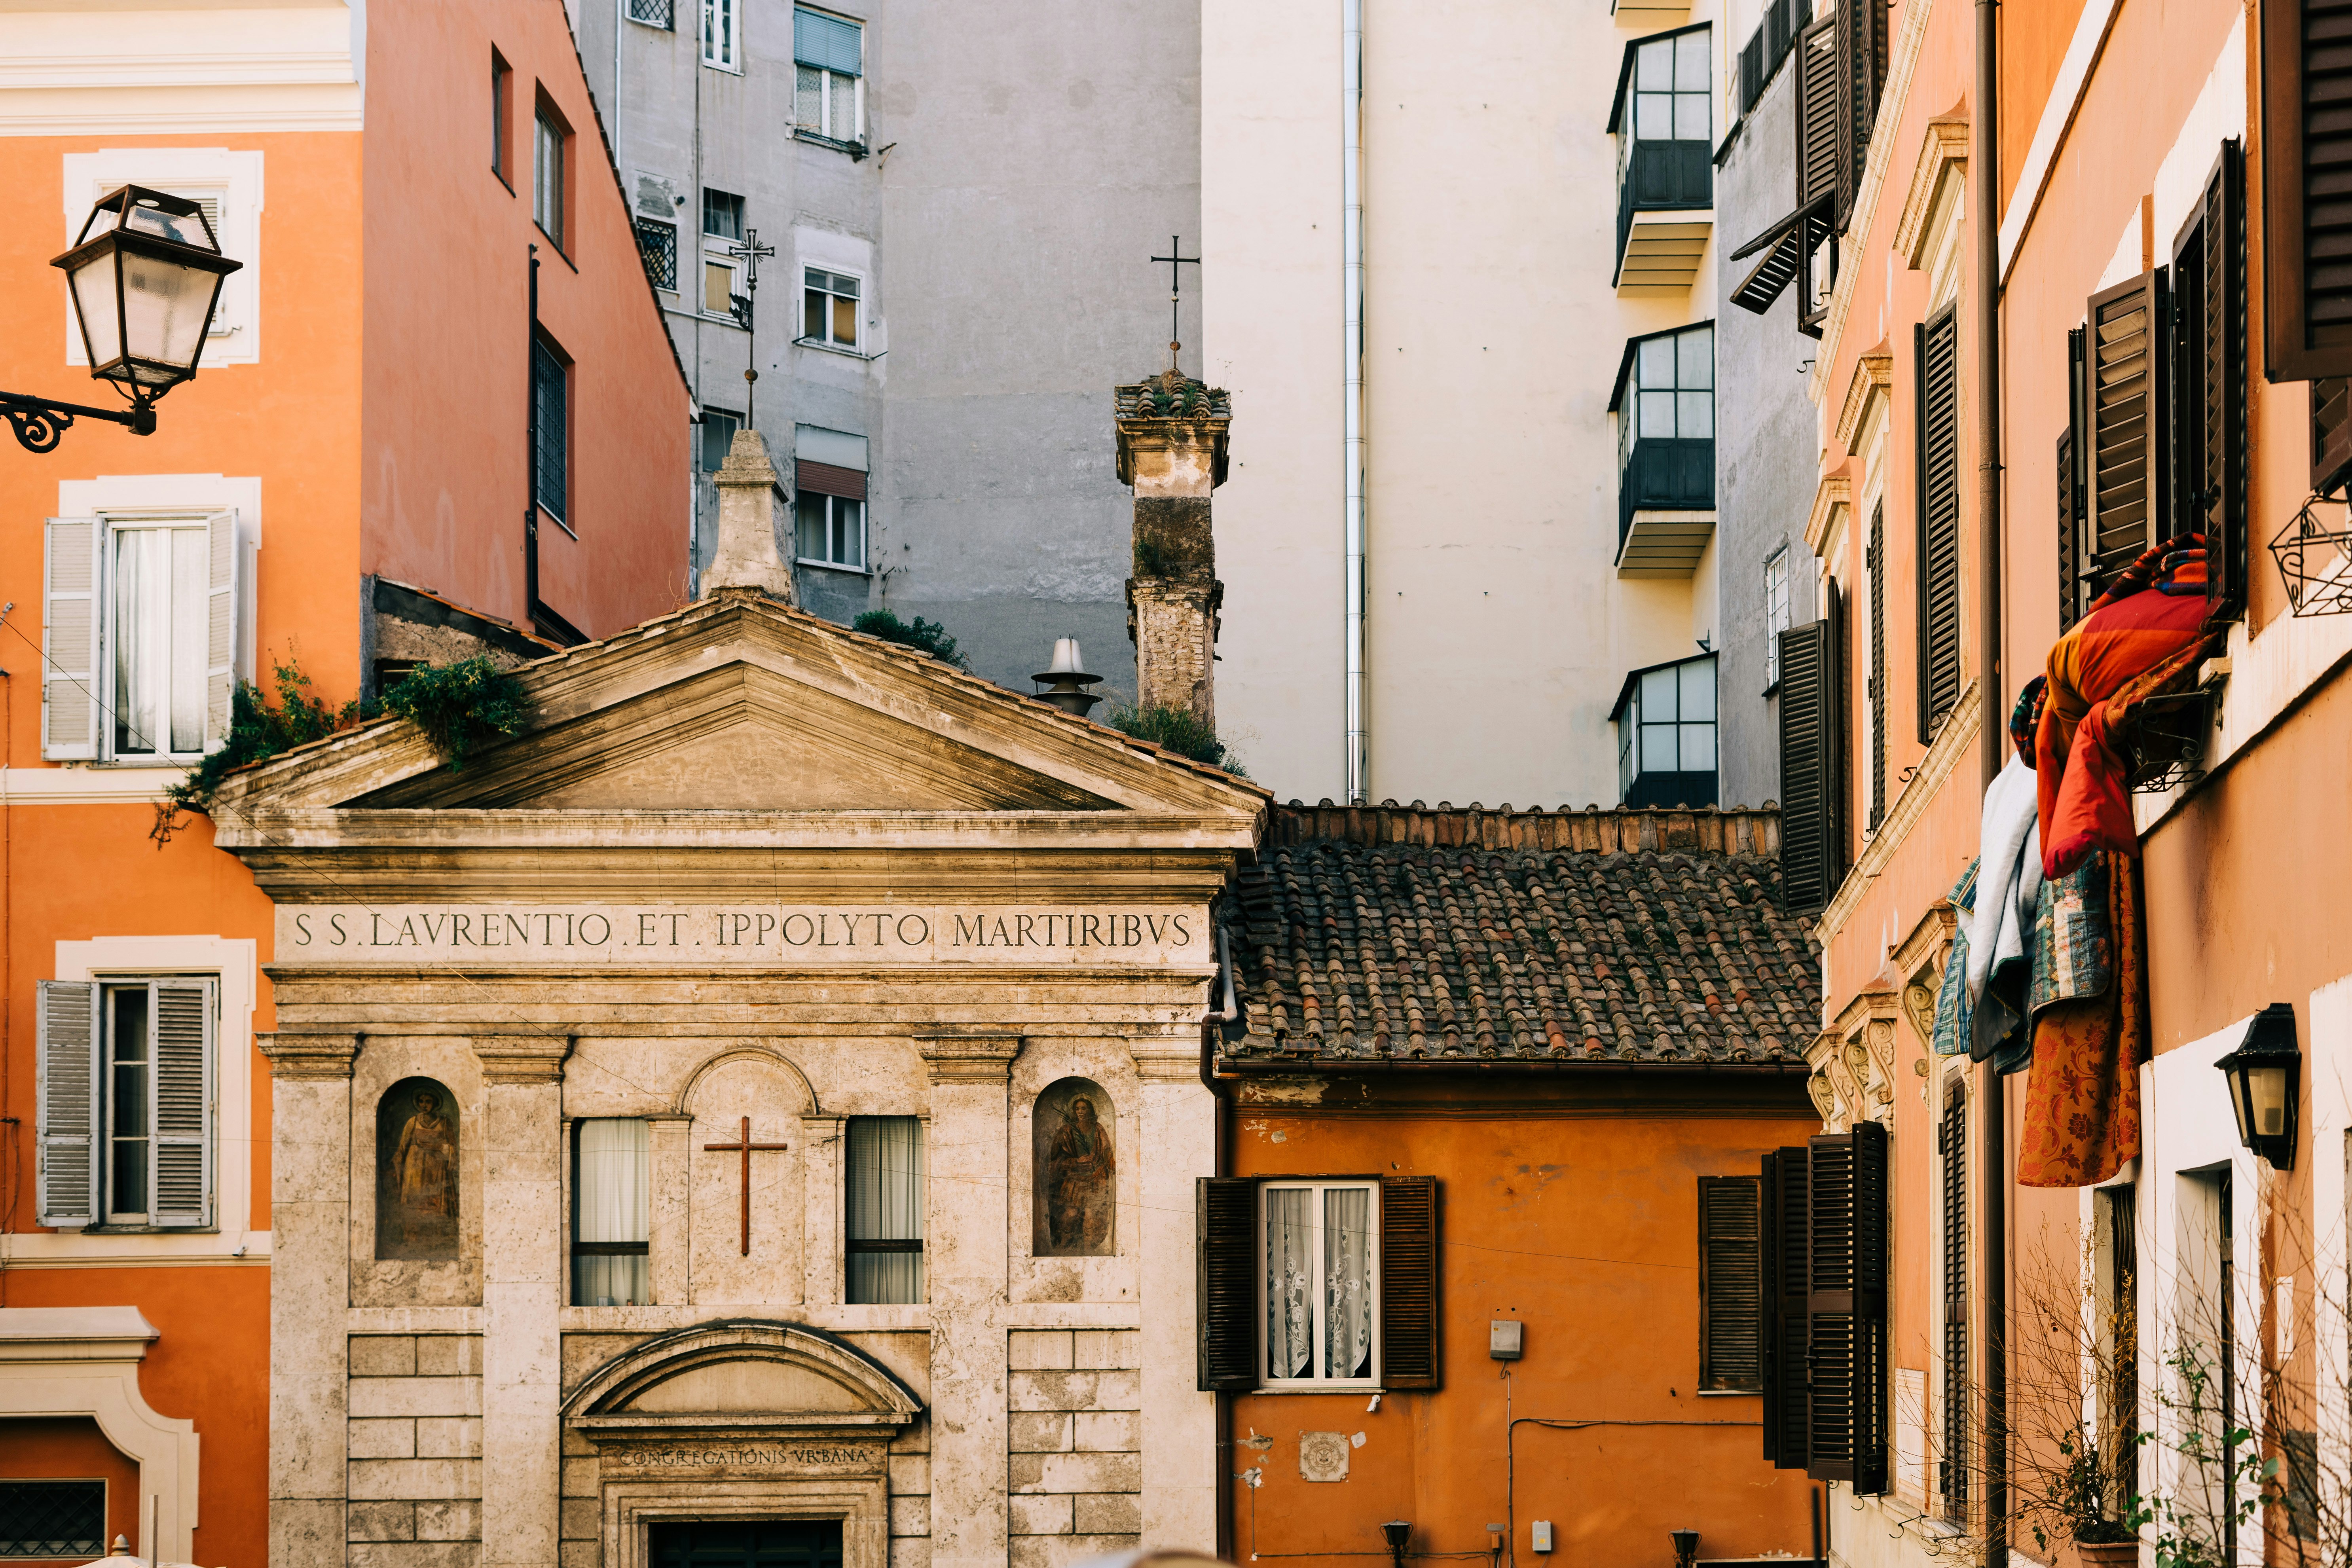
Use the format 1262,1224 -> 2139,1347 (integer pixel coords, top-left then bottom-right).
702,428 -> 796,603
1113,368 -> 1230,725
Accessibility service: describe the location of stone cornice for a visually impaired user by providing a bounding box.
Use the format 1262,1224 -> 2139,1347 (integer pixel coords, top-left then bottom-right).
915,1033 -> 1024,1083
471,1033 -> 575,1085
1814,679 -> 1982,946
1895,117 -> 1971,269
1835,346 -> 1895,456
1805,471 -> 1853,561
257,1031 -> 360,1080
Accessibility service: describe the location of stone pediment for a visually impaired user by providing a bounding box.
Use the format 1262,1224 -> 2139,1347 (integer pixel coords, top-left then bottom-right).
213,591 -> 1265,823
563,1319 -> 923,1447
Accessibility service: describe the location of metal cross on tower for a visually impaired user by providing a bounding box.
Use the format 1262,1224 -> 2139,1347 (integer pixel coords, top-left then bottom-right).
1149,234 -> 1201,369
724,226 -> 778,423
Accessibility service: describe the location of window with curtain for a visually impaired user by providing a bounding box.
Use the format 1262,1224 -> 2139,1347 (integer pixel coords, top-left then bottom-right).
1261,1181 -> 1375,1384
112,524 -> 208,758
573,1119 -> 650,1306
847,1117 -> 924,1304
793,8 -> 863,144
803,268 -> 860,349
703,189 -> 745,317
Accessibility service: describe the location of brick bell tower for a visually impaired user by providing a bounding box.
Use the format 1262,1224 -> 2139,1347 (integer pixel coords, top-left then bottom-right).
1113,368 -> 1231,725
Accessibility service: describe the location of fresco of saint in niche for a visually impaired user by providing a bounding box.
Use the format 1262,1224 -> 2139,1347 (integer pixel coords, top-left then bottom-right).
376,1077 -> 460,1260
1033,1078 -> 1114,1256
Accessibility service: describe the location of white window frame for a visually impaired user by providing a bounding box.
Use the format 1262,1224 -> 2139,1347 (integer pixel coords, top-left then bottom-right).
801,264 -> 863,352
702,190 -> 747,322
63,150 -> 263,368
533,106 -> 567,248
1764,545 -> 1790,690
703,0 -> 741,70
1256,1179 -> 1381,1389
794,492 -> 867,571
796,64 -> 864,144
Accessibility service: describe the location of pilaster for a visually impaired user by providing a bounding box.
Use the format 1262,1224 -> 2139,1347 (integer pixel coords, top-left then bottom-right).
648,1114 -> 694,1308
1134,1062 -> 1217,1551
802,1114 -> 847,1307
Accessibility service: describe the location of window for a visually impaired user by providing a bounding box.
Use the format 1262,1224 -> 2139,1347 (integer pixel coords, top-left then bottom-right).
702,0 -> 739,70
1261,1181 -> 1378,1384
2101,1185 -> 2140,1516
1777,582 -> 1846,916
703,189 -> 746,318
628,0 -> 675,28
2259,3 -> 2352,384
1698,1176 -> 1762,1392
533,103 -> 567,246
1914,304 -> 1962,741
1612,653 -> 1717,809
795,494 -> 865,569
1607,24 -> 1712,276
1937,1077 -> 1967,1516
1758,1125 -> 1888,1493
803,267 -> 861,349
36,978 -> 216,1231
635,218 -> 679,292
1764,546 -> 1791,688
532,338 -> 568,527
42,513 -> 238,763
2170,141 -> 2247,616
846,1117 -> 923,1304
492,52 -> 512,184
0,1481 -> 106,1560
1737,0 -> 1811,114
700,407 -> 742,472
574,1119 -> 651,1306
793,8 -> 864,144
1866,504 -> 1886,832
1610,322 -> 1715,544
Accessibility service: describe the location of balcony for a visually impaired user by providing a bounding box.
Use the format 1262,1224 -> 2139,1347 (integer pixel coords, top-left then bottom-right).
1614,140 -> 1713,292
1616,436 -> 1715,576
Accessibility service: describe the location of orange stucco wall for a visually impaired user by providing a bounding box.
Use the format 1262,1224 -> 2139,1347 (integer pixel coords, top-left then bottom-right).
1227,1092 -> 1819,1568
0,1418 -> 140,1557
360,0 -> 692,639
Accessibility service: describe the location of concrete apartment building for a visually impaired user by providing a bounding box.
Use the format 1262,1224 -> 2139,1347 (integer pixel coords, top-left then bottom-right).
576,0 -> 1203,705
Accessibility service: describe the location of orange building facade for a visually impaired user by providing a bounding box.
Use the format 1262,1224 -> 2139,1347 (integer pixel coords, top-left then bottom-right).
1755,0 -> 2352,1562
0,3 -> 687,1561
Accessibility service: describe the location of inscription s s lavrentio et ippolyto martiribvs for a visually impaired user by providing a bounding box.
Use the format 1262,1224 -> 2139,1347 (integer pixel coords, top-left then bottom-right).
275,904 -> 1205,965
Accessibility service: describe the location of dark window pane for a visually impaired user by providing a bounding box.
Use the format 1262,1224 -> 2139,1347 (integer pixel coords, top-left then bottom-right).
534,341 -> 567,524
702,188 -> 744,240
701,408 -> 740,472
651,1518 -> 844,1568
0,1481 -> 107,1560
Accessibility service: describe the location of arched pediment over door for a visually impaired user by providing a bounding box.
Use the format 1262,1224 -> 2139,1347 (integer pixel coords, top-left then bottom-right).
562,1320 -> 925,1568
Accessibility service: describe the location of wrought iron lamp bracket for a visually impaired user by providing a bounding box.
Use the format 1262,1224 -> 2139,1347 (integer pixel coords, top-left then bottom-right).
1,387 -> 156,453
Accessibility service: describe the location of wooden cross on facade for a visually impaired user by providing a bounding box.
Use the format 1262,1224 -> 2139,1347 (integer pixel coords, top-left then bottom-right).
1149,233 -> 1201,368
703,1114 -> 790,1256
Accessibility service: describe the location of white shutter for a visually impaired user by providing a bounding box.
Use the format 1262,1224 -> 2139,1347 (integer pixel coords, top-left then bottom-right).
150,980 -> 215,1228
42,518 -> 102,760
205,510 -> 237,753
36,981 -> 101,1228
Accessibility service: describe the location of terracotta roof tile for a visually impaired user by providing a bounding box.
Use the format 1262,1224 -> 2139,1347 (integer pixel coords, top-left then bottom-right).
1221,801 -> 1817,1066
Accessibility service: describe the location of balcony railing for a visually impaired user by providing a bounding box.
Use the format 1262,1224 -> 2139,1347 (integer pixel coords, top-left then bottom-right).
1614,140 -> 1713,280
1618,436 -> 1714,548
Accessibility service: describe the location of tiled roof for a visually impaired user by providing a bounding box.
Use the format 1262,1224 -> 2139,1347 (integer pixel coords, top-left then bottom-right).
1115,367 -> 1231,420
1222,801 -> 1818,1066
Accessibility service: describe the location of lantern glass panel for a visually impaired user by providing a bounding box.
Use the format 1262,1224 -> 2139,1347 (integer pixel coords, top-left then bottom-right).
67,251 -> 122,369
122,202 -> 214,248
2223,1067 -> 2250,1147
120,247 -> 217,379
2248,1063 -> 2290,1140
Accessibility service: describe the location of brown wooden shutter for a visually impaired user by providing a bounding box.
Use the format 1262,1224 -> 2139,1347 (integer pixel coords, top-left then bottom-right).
1761,1147 -> 1810,1469
1866,504 -> 1886,833
1937,1077 -> 1969,1513
1700,1176 -> 1763,1392
1379,1176 -> 1441,1389
2260,0 -> 2352,383
2314,376 -> 2352,491
1834,0 -> 1885,220
1795,17 -> 1840,215
2084,271 -> 2170,599
796,459 -> 868,501
1806,1121 -> 1889,1494
1914,305 -> 1964,741
2172,140 -> 2249,615
1197,1177 -> 1257,1390
1831,577 -> 1850,868
2058,324 -> 2091,632
1777,613 -> 1835,915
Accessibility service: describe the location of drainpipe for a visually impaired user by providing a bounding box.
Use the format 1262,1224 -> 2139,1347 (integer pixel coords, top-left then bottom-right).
1972,0 -> 2008,1556
1342,0 -> 1369,804
1200,922 -> 1242,1558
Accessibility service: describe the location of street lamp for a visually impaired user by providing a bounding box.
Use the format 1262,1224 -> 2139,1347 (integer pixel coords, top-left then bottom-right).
1380,1520 -> 1412,1568
2,184 -> 242,453
2216,1002 -> 2301,1169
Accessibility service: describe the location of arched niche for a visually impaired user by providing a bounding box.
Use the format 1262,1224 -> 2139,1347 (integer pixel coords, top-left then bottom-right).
376,1076 -> 460,1261
1032,1077 -> 1115,1256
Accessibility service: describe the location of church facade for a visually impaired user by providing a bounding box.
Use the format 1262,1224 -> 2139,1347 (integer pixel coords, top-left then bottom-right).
220,584 -> 1263,1568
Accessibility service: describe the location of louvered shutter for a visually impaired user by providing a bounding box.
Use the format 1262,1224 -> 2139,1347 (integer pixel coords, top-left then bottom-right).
42,518 -> 102,761
1937,1077 -> 1969,1509
1761,1147 -> 1810,1468
1795,18 -> 1840,214
2259,0 -> 2352,382
150,979 -> 216,1228
2084,271 -> 2171,599
1806,1121 -> 1889,1494
2059,324 -> 2091,632
1915,306 -> 1964,739
2314,376 -> 2352,492
1866,504 -> 1886,833
1380,1176 -> 1441,1389
36,981 -> 102,1229
1777,613 -> 1835,915
205,511 -> 238,754
1834,0 -> 1885,219
1197,1177 -> 1257,1390
2176,141 -> 2248,616
1700,1176 -> 1763,1392
1830,578 -> 1849,869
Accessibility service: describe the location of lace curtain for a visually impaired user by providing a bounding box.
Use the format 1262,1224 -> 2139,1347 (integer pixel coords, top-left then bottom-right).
1324,1187 -> 1373,1379
573,1119 -> 649,1306
848,1117 -> 925,1304
1266,1188 -> 1314,1378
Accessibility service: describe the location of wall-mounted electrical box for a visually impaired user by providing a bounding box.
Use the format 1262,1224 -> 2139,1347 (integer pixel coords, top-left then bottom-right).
1489,1320 -> 1523,1359
1531,1521 -> 1555,1553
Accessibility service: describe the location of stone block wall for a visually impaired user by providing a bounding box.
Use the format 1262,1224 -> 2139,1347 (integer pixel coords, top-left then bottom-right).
347,1334 -> 486,1566
1006,1329 -> 1142,1568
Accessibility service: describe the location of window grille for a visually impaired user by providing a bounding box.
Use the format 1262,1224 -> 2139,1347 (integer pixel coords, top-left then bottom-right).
634,219 -> 677,291
627,0 -> 674,27
0,1482 -> 105,1560
533,339 -> 567,525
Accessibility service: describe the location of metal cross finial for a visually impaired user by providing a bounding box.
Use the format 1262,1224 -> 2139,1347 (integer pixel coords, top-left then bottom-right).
724,227 -> 779,423
1148,233 -> 1201,369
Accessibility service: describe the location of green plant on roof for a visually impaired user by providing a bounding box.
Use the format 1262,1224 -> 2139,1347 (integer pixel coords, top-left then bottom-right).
379,656 -> 533,772
1103,702 -> 1248,777
164,651 -> 371,819
854,608 -> 970,671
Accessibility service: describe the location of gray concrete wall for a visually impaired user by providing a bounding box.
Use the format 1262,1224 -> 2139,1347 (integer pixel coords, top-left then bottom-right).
1714,53 -> 1820,812
584,0 -> 1200,708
